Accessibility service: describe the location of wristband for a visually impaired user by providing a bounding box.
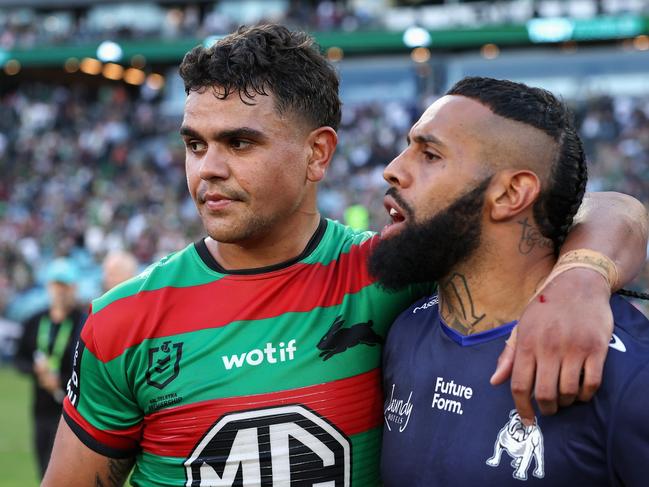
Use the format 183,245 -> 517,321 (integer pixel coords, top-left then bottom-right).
535,249 -> 619,297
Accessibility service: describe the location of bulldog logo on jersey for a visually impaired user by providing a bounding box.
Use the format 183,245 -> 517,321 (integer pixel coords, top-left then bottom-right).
146,340 -> 183,389
486,409 -> 545,481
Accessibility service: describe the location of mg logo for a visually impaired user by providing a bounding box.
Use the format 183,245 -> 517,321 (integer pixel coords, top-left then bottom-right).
184,405 -> 350,487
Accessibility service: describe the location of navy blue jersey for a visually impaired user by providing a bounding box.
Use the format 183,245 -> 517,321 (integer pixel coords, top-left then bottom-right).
381,294 -> 649,486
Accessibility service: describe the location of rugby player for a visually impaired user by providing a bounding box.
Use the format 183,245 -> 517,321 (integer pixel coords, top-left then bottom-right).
377,77 -> 649,486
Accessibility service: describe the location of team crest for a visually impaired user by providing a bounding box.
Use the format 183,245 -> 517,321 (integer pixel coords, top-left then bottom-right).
146,340 -> 183,389
486,409 -> 545,481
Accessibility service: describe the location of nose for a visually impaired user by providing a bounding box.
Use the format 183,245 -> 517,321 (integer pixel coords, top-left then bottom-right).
198,146 -> 230,181
383,149 -> 411,188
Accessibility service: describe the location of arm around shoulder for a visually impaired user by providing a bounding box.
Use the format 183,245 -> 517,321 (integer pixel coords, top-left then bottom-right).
43,417 -> 134,487
566,191 -> 648,286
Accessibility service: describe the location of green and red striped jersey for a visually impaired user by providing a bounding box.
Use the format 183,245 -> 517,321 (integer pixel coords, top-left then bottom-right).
63,218 -> 431,486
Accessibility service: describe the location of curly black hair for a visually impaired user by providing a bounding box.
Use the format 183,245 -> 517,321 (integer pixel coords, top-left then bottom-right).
447,76 -> 587,255
179,24 -> 341,130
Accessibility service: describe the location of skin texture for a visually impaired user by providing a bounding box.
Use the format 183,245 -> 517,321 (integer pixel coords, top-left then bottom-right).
181,88 -> 336,270
382,94 -> 649,423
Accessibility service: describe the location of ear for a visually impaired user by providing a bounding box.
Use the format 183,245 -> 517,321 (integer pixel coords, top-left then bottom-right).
488,170 -> 541,222
306,127 -> 337,183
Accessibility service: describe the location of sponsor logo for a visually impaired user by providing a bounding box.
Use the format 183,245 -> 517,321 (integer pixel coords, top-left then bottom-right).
431,376 -> 473,415
66,339 -> 84,407
412,296 -> 439,314
609,333 -> 626,352
222,339 -> 297,370
146,340 -> 183,389
317,315 -> 382,361
184,405 -> 350,487
384,383 -> 414,432
486,410 -> 545,481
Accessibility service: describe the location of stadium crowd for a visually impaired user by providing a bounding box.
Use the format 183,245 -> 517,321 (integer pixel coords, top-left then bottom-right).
1,80 -> 648,329
0,1 -> 376,50
1,0 -> 632,50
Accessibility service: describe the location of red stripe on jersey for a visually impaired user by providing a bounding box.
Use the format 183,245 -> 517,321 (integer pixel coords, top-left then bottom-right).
83,238 -> 376,362
63,397 -> 143,451
139,368 -> 383,458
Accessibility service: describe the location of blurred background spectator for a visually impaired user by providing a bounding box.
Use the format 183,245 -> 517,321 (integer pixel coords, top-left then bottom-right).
13,258 -> 85,478
101,249 -> 138,292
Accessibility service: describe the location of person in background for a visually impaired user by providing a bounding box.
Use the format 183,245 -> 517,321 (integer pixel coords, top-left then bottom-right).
14,257 -> 85,478
102,250 -> 138,292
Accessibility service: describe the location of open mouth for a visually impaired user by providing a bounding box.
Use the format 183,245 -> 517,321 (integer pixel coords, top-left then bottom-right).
389,206 -> 406,224
381,197 -> 409,238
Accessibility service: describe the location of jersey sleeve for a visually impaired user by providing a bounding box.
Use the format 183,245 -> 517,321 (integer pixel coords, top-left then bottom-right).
609,360 -> 649,486
62,311 -> 143,458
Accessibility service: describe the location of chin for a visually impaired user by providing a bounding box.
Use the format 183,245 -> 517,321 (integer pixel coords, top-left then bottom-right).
204,218 -> 269,245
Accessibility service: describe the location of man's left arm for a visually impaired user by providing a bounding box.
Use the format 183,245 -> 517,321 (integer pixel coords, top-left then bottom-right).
492,192 -> 649,424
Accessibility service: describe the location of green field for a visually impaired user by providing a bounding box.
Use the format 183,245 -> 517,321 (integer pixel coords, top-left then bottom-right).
0,366 -> 40,487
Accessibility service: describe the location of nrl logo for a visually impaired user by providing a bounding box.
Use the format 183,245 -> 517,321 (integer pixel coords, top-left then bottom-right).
486,409 -> 545,481
146,340 -> 183,389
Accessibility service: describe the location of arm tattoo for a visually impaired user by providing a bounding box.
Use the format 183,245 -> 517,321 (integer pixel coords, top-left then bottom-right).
440,273 -> 486,335
95,457 -> 134,487
517,218 -> 553,255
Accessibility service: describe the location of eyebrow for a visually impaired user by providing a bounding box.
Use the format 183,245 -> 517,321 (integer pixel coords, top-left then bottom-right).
179,126 -> 268,143
407,133 -> 446,148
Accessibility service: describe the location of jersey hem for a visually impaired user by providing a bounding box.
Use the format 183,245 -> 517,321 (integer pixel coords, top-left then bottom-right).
63,409 -> 139,459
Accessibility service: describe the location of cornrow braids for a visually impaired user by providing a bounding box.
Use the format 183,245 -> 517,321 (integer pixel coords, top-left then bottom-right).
446,77 -> 587,254
533,126 -> 588,254
616,288 -> 649,300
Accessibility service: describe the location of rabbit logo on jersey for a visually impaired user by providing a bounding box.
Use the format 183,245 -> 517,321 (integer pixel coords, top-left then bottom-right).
486,410 -> 545,481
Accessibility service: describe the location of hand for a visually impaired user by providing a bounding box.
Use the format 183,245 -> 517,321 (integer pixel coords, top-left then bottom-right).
33,356 -> 50,376
38,371 -> 62,394
491,268 -> 613,424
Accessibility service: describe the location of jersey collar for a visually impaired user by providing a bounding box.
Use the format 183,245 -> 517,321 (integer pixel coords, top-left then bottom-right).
439,316 -> 517,347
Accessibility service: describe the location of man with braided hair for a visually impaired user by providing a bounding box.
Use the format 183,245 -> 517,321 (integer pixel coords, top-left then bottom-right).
43,26 -> 648,486
377,77 -> 649,486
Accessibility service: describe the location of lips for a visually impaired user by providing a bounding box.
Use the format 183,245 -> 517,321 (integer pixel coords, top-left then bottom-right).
381,194 -> 409,239
200,190 -> 241,212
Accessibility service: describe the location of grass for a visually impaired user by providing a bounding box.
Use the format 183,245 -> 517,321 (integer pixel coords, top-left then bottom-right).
0,366 -> 40,487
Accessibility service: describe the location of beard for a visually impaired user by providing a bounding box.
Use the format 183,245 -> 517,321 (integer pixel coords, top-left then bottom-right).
368,177 -> 491,291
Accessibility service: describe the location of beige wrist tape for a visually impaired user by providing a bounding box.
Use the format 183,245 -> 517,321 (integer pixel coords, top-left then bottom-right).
541,249 -> 619,293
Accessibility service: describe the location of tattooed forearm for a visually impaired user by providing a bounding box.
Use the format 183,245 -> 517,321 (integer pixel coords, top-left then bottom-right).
95,457 -> 134,487
517,218 -> 553,255
440,273 -> 486,335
